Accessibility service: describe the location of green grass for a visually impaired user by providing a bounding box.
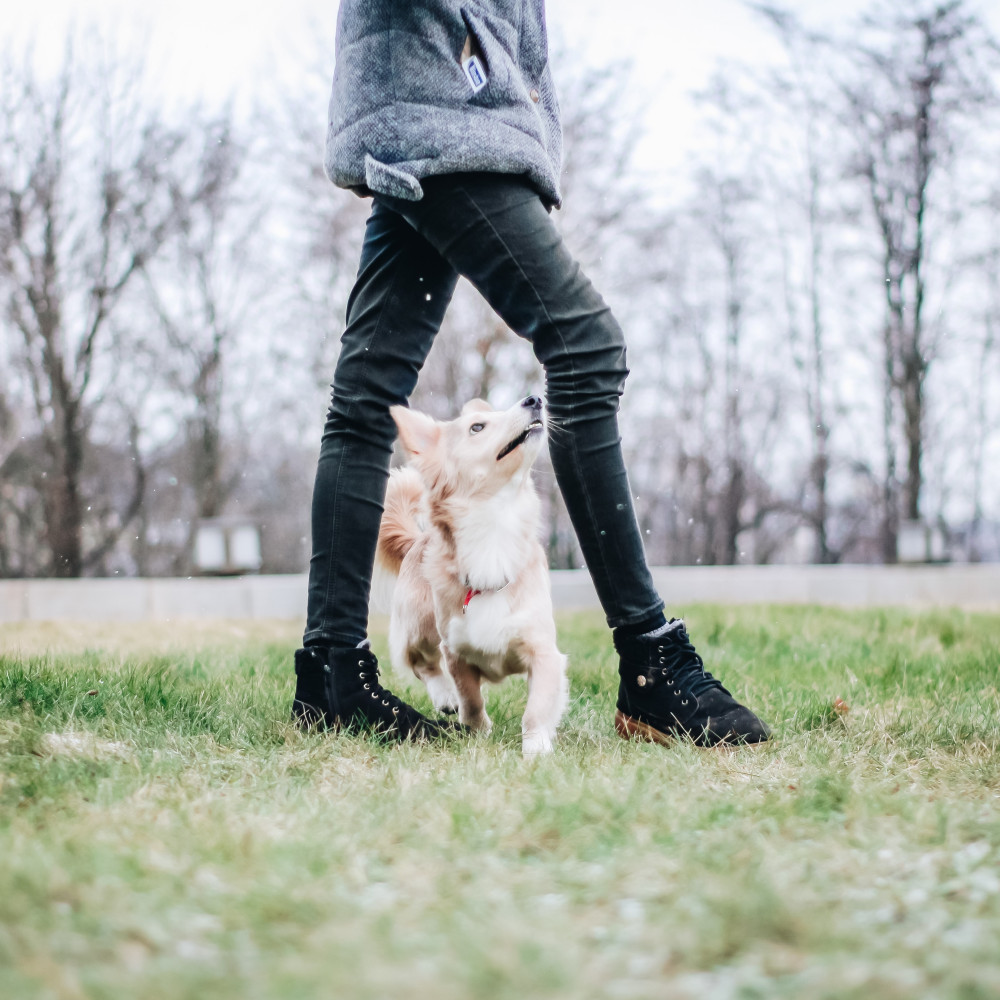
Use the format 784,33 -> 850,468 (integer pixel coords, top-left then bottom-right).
1,606 -> 999,999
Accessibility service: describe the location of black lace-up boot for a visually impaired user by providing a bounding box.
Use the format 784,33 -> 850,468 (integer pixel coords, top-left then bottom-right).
614,620 -> 770,747
292,644 -> 456,741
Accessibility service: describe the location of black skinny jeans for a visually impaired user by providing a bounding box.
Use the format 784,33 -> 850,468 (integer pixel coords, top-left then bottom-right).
304,172 -> 663,648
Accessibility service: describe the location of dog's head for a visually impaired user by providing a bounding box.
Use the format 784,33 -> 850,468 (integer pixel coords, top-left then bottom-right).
390,396 -> 546,499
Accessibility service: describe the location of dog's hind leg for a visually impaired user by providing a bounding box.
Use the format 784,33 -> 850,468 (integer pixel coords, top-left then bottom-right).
521,648 -> 569,756
444,651 -> 491,734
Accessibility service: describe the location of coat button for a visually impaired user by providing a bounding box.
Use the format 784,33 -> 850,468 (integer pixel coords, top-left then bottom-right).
529,88 -> 540,102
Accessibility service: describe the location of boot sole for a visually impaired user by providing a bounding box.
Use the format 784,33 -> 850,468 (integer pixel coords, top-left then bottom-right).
328,714 -> 462,743
615,709 -> 676,746
614,709 -> 770,748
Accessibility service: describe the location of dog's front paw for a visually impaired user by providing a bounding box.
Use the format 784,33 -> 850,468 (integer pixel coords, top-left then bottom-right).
426,673 -> 461,714
522,731 -> 554,757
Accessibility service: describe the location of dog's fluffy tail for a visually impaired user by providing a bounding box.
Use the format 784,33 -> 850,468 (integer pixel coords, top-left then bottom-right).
377,466 -> 425,576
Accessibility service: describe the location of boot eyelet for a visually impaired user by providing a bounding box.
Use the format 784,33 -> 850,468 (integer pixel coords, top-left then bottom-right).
392,707 -> 399,716
358,660 -> 365,668
382,699 -> 389,707
372,691 -> 379,699
681,699 -> 689,706
363,683 -> 370,690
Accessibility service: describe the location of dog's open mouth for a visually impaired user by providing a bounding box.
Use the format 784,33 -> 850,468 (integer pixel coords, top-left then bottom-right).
496,420 -> 544,461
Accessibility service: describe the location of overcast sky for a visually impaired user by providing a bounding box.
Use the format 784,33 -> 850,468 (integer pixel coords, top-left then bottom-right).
5,0 -> 1000,176
5,1 -> 877,98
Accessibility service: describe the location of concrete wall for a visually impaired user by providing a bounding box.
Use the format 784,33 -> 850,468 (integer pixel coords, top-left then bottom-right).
1,565 -> 998,623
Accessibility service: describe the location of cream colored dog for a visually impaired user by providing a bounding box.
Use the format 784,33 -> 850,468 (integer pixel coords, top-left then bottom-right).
377,396 -> 568,756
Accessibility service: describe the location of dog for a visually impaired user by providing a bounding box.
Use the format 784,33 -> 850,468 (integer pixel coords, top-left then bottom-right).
377,395 -> 569,756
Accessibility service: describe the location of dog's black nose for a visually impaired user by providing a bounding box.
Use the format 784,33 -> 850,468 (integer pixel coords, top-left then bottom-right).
521,395 -> 542,411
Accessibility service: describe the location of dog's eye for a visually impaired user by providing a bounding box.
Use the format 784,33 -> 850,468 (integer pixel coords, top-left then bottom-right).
469,422 -> 485,434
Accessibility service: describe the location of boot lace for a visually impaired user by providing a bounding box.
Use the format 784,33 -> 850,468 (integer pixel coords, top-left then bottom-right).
658,622 -> 728,699
357,661 -> 416,719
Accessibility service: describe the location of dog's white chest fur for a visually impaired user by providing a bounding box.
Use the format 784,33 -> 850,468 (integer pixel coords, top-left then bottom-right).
446,591 -> 525,680
445,485 -> 537,676
453,478 -> 532,592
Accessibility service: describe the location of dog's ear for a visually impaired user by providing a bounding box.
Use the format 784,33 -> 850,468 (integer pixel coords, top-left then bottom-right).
391,405 -> 441,458
461,398 -> 493,415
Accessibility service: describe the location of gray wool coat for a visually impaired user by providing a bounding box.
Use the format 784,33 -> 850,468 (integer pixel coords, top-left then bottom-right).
324,0 -> 563,208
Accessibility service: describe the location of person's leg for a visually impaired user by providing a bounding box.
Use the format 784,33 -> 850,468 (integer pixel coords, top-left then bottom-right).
383,173 -> 662,629
382,173 -> 768,745
292,199 -> 461,738
304,200 -> 458,648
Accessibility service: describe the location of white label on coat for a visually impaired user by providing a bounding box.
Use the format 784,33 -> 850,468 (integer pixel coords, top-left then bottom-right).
463,55 -> 487,93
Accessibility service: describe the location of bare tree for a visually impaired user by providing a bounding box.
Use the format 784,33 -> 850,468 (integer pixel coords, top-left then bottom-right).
678,72 -> 790,566
965,189 -> 1000,561
0,36 -> 187,576
749,0 -> 1000,562
139,113 -> 265,533
836,0 -> 998,554
752,4 -> 841,562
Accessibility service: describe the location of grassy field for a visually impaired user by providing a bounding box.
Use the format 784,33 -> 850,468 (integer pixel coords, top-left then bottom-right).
1,606 -> 999,1000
